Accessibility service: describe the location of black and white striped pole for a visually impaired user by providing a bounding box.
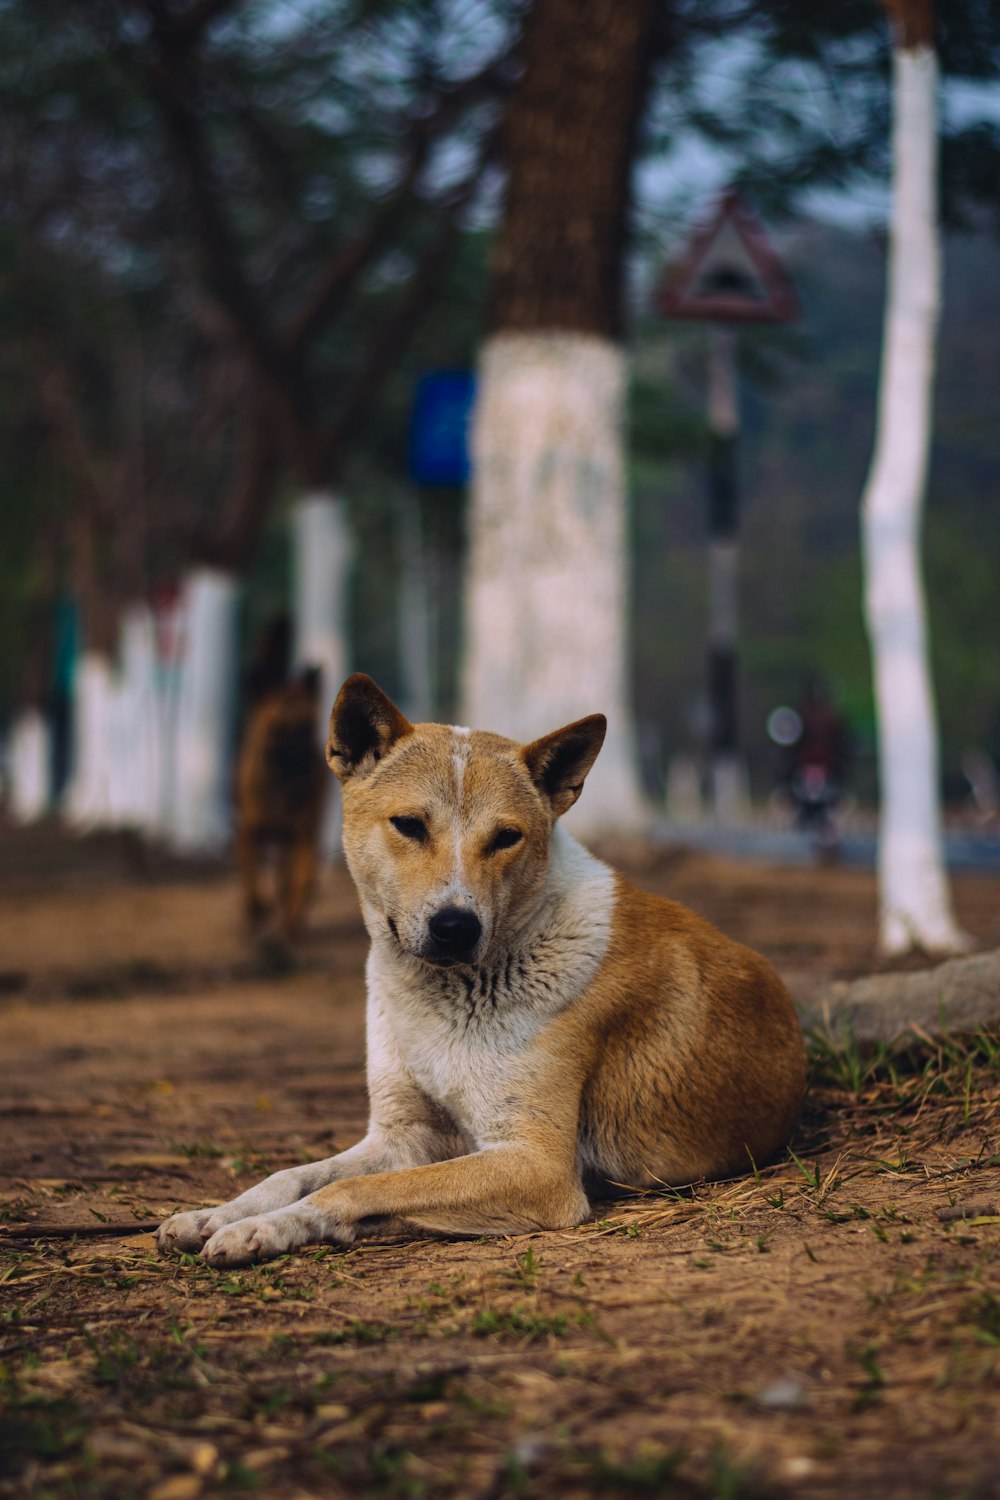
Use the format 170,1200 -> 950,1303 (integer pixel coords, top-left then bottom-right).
654,190 -> 798,822
706,324 -> 746,819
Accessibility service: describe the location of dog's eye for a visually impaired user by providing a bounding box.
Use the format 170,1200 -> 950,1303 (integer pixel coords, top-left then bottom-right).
389,815 -> 427,842
487,827 -> 523,854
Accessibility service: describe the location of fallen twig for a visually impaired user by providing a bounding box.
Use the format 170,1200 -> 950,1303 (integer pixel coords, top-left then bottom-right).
0,1219 -> 160,1243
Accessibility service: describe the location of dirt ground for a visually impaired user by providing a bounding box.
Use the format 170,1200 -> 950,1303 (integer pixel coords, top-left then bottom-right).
1,822 -> 999,1500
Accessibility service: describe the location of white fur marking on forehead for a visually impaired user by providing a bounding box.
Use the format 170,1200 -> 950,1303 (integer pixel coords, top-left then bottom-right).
449,728 -> 472,872
450,727 -> 472,801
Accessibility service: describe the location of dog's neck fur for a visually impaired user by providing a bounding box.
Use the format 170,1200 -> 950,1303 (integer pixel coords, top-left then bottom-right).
364,823 -> 615,1033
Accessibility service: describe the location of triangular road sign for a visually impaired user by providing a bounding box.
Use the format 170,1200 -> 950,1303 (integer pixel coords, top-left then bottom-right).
655,190 -> 798,323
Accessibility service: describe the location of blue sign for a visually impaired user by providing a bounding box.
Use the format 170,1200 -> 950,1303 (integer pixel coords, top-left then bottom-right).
409,371 -> 476,486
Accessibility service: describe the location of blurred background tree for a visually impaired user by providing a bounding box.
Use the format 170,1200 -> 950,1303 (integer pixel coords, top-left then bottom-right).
1,0 -> 999,919
1,0 -> 518,844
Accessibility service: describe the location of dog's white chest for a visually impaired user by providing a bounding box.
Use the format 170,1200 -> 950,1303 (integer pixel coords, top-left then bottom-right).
372,954 -> 561,1145
395,1005 -> 532,1145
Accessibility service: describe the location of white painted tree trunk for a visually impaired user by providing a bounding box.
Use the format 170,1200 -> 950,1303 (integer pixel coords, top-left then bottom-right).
291,494 -> 353,855
7,710 -> 51,823
171,568 -> 240,853
108,604 -> 162,834
861,44 -> 968,955
395,489 -> 434,723
63,652 -> 116,829
149,589 -> 185,841
462,332 -> 647,838
292,495 -> 352,724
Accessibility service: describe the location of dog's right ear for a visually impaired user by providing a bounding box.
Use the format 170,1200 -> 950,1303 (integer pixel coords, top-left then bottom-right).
326,674 -> 413,782
521,713 -> 606,819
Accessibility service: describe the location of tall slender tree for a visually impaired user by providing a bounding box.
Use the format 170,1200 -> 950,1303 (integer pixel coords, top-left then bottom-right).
860,0 -> 970,954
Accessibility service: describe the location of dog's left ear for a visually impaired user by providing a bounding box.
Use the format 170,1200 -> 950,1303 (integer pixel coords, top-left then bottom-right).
521,714 -> 606,819
326,674 -> 413,782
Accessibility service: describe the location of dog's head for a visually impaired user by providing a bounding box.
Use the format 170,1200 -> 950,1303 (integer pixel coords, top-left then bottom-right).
326,674 -> 605,967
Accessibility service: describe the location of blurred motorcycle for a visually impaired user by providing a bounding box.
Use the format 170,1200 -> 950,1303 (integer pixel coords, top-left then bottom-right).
768,684 -> 850,860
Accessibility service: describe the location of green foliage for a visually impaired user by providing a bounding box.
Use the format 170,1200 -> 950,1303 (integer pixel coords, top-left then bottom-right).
472,1304 -> 569,1340
0,1364 -> 87,1477
0,0 -> 510,712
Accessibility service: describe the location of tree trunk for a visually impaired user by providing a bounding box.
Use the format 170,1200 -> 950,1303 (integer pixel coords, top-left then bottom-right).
395,489 -> 434,723
7,711 -> 51,823
171,568 -> 240,852
464,333 -> 645,832
63,652 -> 117,829
151,587 -> 186,841
109,604 -> 162,835
806,947 -> 1000,1045
462,0 -> 654,837
861,6 -> 969,955
7,590 -> 54,823
291,495 -> 352,855
60,493 -> 121,830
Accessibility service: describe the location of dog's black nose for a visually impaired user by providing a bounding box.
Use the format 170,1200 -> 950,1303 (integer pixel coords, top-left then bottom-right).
428,906 -> 482,956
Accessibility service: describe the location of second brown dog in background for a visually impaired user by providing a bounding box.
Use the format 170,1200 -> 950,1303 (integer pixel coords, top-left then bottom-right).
235,617 -> 326,942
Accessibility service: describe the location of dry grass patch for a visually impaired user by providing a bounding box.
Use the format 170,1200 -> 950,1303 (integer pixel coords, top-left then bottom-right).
2,1026 -> 999,1500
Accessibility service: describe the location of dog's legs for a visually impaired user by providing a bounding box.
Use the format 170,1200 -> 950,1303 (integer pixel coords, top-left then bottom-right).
201,1143 -> 590,1266
279,835 -> 316,941
238,826 -> 268,932
160,1000 -> 450,1255
156,1129 -> 461,1255
156,1123 -> 464,1255
155,1028 -> 468,1264
201,1044 -> 590,1265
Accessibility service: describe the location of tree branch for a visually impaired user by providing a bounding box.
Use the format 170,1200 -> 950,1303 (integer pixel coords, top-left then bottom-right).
316,165 -> 487,480
36,358 -> 109,521
129,13 -> 289,392
201,380 -> 284,571
151,0 -> 244,41
280,58 -> 513,356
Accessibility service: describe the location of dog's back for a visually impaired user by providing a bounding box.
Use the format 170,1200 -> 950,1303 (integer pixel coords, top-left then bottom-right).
574,875 -> 805,1186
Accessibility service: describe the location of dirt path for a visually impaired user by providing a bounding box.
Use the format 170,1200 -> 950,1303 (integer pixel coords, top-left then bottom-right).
1,827 -> 998,1499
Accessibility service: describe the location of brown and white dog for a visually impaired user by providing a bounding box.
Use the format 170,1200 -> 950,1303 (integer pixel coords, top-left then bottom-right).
158,674 -> 806,1267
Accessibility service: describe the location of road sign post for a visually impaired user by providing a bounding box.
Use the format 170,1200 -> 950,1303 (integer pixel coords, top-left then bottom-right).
706,324 -> 741,815
654,191 -> 798,821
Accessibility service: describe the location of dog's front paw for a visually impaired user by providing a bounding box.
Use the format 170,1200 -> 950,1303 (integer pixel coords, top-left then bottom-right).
157,1208 -> 220,1255
200,1209 -> 307,1267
